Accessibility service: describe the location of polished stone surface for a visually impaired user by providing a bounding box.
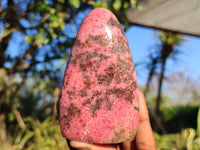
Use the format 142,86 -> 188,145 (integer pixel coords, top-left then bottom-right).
60,8 -> 139,144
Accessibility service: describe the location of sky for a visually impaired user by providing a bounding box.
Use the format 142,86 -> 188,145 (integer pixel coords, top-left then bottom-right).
125,25 -> 200,85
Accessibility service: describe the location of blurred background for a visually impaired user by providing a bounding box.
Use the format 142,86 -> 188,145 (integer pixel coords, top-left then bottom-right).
0,0 -> 199,149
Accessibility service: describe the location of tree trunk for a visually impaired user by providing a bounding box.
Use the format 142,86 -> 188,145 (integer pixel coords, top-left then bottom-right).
0,34 -> 11,68
12,104 -> 25,129
0,113 -> 6,143
144,57 -> 158,96
156,60 -> 166,115
154,60 -> 166,133
144,70 -> 154,97
53,87 -> 60,120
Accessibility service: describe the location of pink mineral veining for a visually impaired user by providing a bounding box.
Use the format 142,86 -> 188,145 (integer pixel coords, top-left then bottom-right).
59,8 -> 139,144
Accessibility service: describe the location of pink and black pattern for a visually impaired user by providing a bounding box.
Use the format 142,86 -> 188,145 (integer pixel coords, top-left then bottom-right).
60,8 -> 139,144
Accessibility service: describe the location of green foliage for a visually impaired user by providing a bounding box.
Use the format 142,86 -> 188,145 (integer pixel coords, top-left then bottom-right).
158,31 -> 185,46
1,110 -> 200,150
17,74 -> 60,120
94,1 -> 110,9
148,104 -> 199,136
197,107 -> 200,147
155,128 -> 200,150
154,132 -> 176,150
0,117 -> 69,150
113,0 -> 122,10
69,0 -> 80,8
154,111 -> 200,150
162,105 -> 199,133
25,35 -> 33,44
35,29 -> 50,46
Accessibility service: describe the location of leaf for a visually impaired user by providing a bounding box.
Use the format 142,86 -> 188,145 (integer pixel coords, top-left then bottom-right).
69,0 -> 80,8
186,128 -> 195,150
123,2 -> 129,9
94,1 -> 109,8
49,15 -> 60,28
35,29 -> 49,46
58,0 -> 65,4
198,107 -> 200,132
37,3 -> 47,11
8,112 -> 15,122
113,0 -> 121,10
49,14 -> 65,30
19,131 -> 34,149
0,28 -> 17,41
25,35 -> 33,43
49,8 -> 56,14
130,0 -> 137,7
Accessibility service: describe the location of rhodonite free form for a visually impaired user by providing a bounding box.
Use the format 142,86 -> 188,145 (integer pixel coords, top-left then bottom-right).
59,8 -> 139,144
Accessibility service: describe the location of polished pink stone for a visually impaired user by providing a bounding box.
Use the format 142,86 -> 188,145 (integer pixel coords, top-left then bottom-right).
59,8 -> 139,144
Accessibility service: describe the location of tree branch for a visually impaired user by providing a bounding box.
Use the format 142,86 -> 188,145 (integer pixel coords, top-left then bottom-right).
12,104 -> 25,129
0,34 -> 12,68
11,45 -> 37,73
52,87 -> 60,120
